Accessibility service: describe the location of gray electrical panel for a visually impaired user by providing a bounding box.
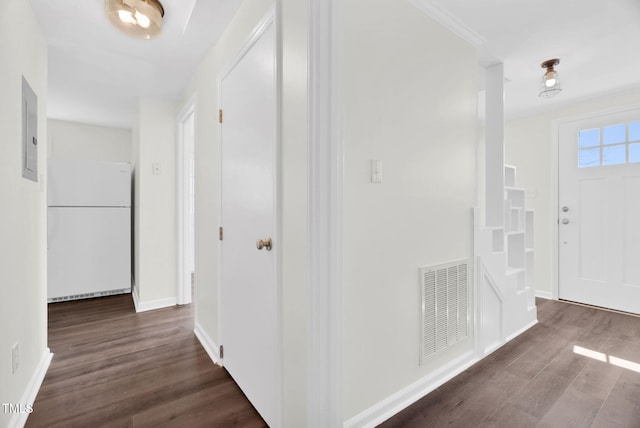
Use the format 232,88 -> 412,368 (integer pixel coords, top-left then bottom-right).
22,77 -> 38,182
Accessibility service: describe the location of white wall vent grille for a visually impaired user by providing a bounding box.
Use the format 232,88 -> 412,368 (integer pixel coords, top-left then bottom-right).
420,259 -> 470,364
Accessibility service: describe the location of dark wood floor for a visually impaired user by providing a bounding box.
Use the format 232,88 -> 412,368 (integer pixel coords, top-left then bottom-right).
25,296 -> 640,427
381,298 -> 640,427
26,294 -> 266,428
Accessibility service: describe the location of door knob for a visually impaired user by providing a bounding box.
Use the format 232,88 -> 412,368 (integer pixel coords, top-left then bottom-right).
256,237 -> 272,251
562,218 -> 570,225
562,206 -> 569,212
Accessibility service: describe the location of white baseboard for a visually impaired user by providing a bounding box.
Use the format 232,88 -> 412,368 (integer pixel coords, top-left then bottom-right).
345,317 -> 539,428
535,290 -> 553,300
505,319 -> 538,343
12,348 -> 53,428
194,321 -> 221,366
132,282 -> 140,311
133,295 -> 177,313
343,351 -> 478,428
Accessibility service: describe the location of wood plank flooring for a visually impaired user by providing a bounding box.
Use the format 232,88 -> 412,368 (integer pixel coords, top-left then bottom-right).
25,296 -> 640,427
380,298 -> 640,427
26,294 -> 266,428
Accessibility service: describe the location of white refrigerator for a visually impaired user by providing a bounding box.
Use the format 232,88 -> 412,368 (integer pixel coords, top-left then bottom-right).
48,159 -> 132,302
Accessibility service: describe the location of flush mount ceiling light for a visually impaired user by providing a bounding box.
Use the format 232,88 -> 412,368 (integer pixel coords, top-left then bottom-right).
106,0 -> 164,40
539,58 -> 562,98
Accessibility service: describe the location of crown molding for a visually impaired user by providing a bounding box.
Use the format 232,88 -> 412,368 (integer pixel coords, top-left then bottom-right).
407,0 -> 485,48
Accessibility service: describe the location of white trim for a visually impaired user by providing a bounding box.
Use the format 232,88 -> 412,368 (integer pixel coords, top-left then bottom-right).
217,10 -> 276,80
344,351 -> 478,428
194,321 -> 221,365
133,296 -> 177,313
479,318 -> 537,358
176,95 -> 197,306
181,0 -> 198,34
406,0 -> 485,48
535,289 -> 553,300
479,262 -> 505,353
480,263 -> 505,303
472,211 -> 483,358
308,0 -> 343,426
132,280 -> 140,311
216,7 -> 282,428
471,211 -> 483,357
551,118 -> 560,300
12,349 -> 53,428
274,5 -> 284,428
505,319 -> 538,342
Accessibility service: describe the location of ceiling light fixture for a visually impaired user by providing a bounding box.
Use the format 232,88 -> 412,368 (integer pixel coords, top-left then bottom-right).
106,0 -> 164,40
539,58 -> 562,98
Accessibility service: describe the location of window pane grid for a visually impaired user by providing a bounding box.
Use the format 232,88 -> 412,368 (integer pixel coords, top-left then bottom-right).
578,121 -> 640,168
603,124 -> 626,145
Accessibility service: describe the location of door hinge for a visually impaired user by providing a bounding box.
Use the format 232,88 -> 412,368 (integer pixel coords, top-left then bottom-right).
218,109 -> 223,124
220,345 -> 224,359
219,226 -> 223,241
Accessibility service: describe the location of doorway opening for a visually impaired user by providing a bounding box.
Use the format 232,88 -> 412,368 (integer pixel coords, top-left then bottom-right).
177,98 -> 196,305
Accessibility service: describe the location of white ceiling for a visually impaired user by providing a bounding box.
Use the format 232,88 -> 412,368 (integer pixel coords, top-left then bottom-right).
429,0 -> 640,117
30,0 -> 243,129
30,0 -> 640,128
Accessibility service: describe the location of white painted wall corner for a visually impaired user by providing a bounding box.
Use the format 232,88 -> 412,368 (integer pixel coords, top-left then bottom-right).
133,296 -> 177,313
132,280 -> 140,312
535,290 -> 553,300
194,321 -> 221,365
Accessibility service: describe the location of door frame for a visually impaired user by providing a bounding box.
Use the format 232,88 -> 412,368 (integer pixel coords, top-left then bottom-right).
308,0 -> 344,426
216,7 -> 282,427
552,103 -> 640,301
176,96 -> 196,305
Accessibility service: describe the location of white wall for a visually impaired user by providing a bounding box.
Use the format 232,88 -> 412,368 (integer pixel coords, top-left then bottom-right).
181,44 -> 218,337
505,87 -> 640,297
48,119 -> 131,162
132,121 -> 141,302
280,0 -> 309,424
342,0 -> 477,419
184,0 -> 478,423
181,0 -> 309,425
0,0 -> 49,426
132,98 -> 177,307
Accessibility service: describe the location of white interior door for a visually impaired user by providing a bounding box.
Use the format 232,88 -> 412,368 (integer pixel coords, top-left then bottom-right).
558,110 -> 640,314
219,14 -> 279,427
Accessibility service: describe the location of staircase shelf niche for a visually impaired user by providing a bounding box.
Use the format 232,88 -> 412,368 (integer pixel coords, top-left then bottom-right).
475,164 -> 536,356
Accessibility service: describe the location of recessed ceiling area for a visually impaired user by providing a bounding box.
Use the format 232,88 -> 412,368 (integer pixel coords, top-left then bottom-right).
30,0 -> 243,128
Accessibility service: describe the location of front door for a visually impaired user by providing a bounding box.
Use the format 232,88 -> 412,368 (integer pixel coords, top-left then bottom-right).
219,13 -> 279,426
558,109 -> 640,313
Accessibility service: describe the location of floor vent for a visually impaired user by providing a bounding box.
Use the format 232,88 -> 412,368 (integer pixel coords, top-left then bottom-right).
420,259 -> 470,364
48,288 -> 131,303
